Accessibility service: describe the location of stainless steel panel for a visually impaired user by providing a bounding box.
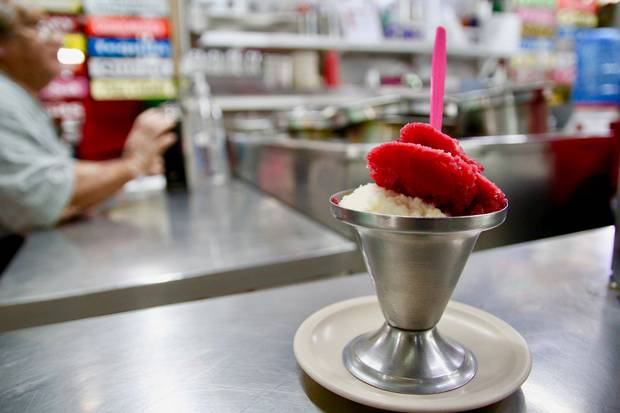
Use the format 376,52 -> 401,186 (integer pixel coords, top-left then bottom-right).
0,180 -> 358,331
0,227 -> 617,412
230,133 -> 616,249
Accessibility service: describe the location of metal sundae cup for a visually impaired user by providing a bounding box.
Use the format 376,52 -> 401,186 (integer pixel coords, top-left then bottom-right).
330,189 -> 507,394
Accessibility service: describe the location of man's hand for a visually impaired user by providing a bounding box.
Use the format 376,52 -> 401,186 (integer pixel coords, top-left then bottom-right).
122,108 -> 177,177
60,108 -> 178,222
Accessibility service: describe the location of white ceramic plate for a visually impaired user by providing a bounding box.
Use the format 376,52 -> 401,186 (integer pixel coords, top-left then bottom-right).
294,296 -> 531,412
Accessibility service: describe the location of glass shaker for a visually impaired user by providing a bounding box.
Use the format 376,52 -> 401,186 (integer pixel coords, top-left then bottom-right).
180,50 -> 230,188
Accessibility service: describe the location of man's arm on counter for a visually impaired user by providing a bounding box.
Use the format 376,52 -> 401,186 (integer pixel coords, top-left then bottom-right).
0,108 -> 175,232
62,110 -> 177,220
0,141 -> 76,234
59,159 -> 139,221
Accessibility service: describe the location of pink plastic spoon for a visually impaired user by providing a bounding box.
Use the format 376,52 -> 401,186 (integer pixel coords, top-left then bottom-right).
430,26 -> 446,131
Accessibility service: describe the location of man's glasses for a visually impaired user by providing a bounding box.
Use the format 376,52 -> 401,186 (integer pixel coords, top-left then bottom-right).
34,21 -> 60,41
11,20 -> 61,41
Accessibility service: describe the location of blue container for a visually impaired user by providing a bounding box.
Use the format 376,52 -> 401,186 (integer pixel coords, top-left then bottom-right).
87,38 -> 172,58
572,29 -> 620,105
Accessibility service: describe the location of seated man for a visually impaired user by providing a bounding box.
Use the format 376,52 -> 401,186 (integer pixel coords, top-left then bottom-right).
0,1 -> 176,269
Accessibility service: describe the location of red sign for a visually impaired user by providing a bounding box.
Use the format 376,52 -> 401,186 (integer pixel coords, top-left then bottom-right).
44,101 -> 85,121
39,76 -> 89,101
558,0 -> 597,12
79,99 -> 144,160
86,16 -> 170,38
44,14 -> 82,33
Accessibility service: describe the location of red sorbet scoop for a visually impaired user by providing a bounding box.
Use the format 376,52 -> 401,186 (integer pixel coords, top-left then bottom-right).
399,123 -> 484,173
469,175 -> 508,215
367,123 -> 507,215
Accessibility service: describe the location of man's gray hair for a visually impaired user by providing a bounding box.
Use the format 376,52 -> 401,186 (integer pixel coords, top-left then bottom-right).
0,1 -> 17,38
0,1 -> 35,39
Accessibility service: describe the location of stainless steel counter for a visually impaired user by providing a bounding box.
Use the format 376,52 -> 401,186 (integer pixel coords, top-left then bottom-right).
0,180 -> 358,331
0,227 -> 618,413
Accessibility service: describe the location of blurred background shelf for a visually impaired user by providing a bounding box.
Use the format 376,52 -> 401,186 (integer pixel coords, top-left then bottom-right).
212,89 -> 428,111
198,31 -> 514,58
214,93 -> 362,111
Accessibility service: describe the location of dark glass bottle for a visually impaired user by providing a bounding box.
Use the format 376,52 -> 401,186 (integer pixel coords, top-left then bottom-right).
161,103 -> 187,191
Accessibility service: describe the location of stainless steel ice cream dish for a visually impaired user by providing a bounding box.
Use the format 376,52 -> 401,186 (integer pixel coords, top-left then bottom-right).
330,189 -> 507,394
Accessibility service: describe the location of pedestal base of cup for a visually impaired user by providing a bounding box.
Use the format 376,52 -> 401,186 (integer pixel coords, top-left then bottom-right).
343,323 -> 476,394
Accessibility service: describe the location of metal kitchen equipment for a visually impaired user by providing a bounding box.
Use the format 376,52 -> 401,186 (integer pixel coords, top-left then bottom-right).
230,129 -> 616,250
610,120 -> 619,293
283,93 -> 459,142
454,82 -> 550,137
330,191 -> 507,394
280,83 -> 549,142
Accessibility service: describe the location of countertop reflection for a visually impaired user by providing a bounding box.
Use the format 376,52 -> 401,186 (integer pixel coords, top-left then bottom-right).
0,180 -> 357,330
